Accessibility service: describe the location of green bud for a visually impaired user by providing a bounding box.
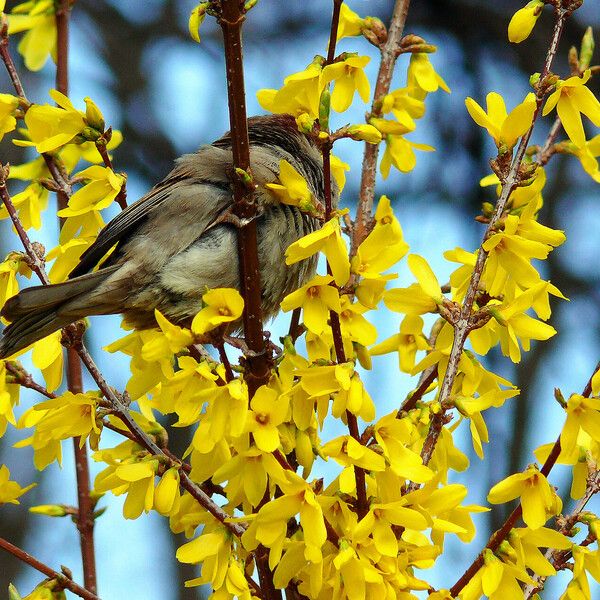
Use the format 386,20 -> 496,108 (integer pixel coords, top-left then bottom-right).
244,0 -> 258,11
529,72 -> 541,87
580,26 -> 595,71
84,97 -> 105,131
79,126 -> 103,142
282,335 -> 297,355
8,584 -> 22,600
319,87 -> 331,132
29,504 -> 68,517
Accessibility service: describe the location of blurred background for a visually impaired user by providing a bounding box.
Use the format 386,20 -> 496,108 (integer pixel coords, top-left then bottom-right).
1,0 -> 599,598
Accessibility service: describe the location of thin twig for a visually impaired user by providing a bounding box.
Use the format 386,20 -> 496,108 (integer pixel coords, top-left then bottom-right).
419,7 -> 569,470
351,0 -> 412,255
95,142 -> 127,209
0,537 -> 100,600
0,20 -> 28,101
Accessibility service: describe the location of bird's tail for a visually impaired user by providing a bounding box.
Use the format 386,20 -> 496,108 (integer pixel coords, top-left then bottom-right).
0,267 -> 119,359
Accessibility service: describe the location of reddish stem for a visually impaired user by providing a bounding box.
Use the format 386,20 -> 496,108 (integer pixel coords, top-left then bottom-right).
218,0 -> 271,398
0,537 -> 99,600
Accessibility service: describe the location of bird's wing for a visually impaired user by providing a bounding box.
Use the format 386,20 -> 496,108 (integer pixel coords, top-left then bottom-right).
69,156 -> 231,278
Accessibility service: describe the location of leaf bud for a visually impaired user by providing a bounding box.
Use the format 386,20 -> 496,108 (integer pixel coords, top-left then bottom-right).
579,26 -> 595,71
319,88 -> 331,132
8,584 -> 22,600
568,46 -> 580,74
529,72 -> 541,87
363,16 -> 387,46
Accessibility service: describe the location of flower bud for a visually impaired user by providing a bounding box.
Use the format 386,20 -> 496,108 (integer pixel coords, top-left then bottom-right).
84,97 -> 105,131
579,26 -> 595,71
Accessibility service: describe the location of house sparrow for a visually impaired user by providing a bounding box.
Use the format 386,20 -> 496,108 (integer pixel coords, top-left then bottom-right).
0,114 -> 334,358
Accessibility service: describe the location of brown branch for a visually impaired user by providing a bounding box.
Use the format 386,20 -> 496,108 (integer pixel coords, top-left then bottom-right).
53,2 -> 98,591
419,6 -> 570,470
351,0 -> 411,255
397,368 -> 437,415
0,166 -> 50,283
449,359 -> 600,597
0,537 -> 100,600
538,115 -> 563,166
217,0 -> 271,398
0,20 -> 28,101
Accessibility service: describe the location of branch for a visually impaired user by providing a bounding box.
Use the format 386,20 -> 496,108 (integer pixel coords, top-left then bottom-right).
53,1 -> 98,591
0,537 -> 100,600
419,6 -> 570,469
217,0 -> 271,397
449,360 -> 600,597
351,0 -> 411,255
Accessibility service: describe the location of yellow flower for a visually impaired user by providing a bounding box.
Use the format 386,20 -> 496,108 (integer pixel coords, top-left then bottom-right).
370,314 -> 429,373
95,454 -> 159,519
246,385 -> 289,452
46,238 -> 92,284
0,93 -> 19,141
257,59 -> 325,119
2,183 -> 49,231
543,70 -> 600,148
560,393 -> 600,455
508,1 -> 545,43
8,0 -> 56,71
32,332 -> 63,392
281,274 -> 341,335
380,134 -> 434,178
488,465 -> 560,529
0,253 -> 31,311
407,53 -> 450,97
191,288 -> 244,335
15,90 -> 86,153
351,196 -> 409,279
285,218 -> 350,286
0,362 -> 19,436
266,159 -> 319,213
346,124 -> 382,144
336,4 -> 365,40
140,310 -> 194,362
338,296 -> 377,346
322,54 -> 371,113
568,134 -> 600,183
322,435 -> 385,471
57,165 -> 125,217
330,154 -> 350,193
153,467 -> 181,516
465,92 -> 536,149
0,464 -> 35,504
32,391 -> 101,447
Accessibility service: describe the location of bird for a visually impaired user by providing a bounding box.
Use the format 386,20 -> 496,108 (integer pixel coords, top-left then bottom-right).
0,114 -> 334,359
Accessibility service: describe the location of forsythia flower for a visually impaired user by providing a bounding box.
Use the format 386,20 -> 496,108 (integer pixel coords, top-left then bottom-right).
542,70 -> 600,148
57,166 -> 125,217
31,332 -> 63,392
380,134 -> 434,178
465,92 -> 536,149
336,4 -> 365,40
257,59 -> 324,120
246,385 -> 289,452
0,464 -> 35,504
508,1 -> 544,43
191,288 -> 244,335
15,90 -> 105,153
266,159 -> 320,213
285,218 -> 350,286
7,0 -> 56,71
281,274 -> 341,335
0,93 -> 19,141
322,54 -> 371,112
488,465 -> 561,529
